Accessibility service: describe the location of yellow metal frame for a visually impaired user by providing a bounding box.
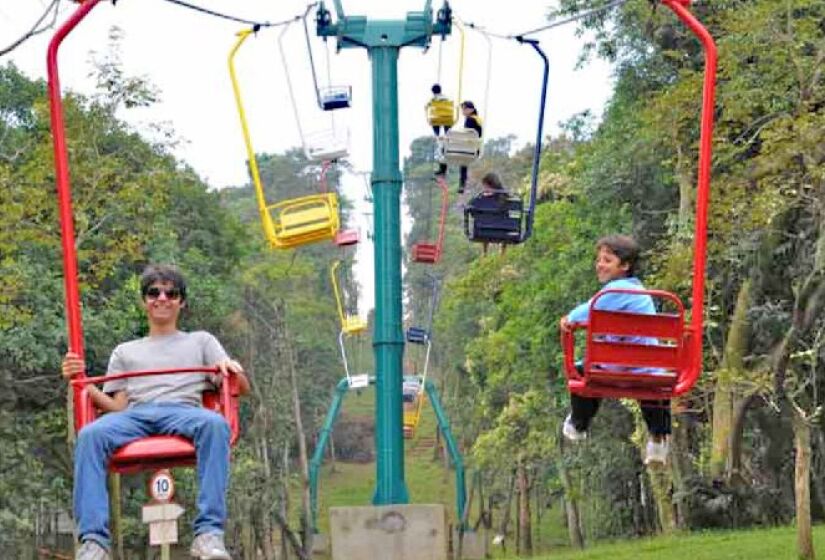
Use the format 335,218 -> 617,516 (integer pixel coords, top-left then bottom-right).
229,29 -> 339,249
330,260 -> 367,335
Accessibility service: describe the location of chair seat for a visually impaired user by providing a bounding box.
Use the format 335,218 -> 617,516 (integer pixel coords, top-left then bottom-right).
412,242 -> 439,263
442,129 -> 481,166
110,435 -> 196,474
334,229 -> 359,247
269,194 -> 339,248
342,316 -> 368,335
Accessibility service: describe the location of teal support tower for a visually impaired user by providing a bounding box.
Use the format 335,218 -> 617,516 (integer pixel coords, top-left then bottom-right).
317,1 -> 451,505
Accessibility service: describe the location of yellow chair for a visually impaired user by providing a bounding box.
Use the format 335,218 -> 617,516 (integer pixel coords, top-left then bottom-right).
427,98 -> 455,128
331,260 -> 367,335
269,194 -> 339,249
229,29 -> 339,250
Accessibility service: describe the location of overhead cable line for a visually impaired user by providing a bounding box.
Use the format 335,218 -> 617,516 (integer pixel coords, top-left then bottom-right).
158,0 -> 314,29
460,0 -> 629,41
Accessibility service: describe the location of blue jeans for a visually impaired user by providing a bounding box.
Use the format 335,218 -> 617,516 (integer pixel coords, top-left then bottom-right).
73,403 -> 230,548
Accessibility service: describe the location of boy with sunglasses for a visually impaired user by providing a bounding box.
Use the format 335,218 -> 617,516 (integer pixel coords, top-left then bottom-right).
559,235 -> 670,465
62,264 -> 250,560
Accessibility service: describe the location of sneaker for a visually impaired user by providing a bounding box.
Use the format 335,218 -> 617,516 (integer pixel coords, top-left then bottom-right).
190,532 -> 231,560
644,438 -> 669,465
562,414 -> 587,442
76,540 -> 110,560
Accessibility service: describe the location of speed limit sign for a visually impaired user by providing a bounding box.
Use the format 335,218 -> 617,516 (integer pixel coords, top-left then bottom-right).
148,469 -> 175,503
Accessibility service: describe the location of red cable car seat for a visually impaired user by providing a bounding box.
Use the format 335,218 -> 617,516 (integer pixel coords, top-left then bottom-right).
411,175 -> 449,264
72,368 -> 241,475
561,289 -> 699,401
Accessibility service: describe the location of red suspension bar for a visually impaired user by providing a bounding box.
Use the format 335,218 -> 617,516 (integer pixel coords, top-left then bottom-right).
661,0 -> 717,395
47,0 -> 103,366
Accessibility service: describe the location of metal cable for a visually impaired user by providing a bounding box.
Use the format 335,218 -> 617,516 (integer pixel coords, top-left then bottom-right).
458,0 -> 629,41
158,0 -> 302,27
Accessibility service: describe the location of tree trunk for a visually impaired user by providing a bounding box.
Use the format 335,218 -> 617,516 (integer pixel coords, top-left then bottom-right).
329,431 -> 337,474
792,405 -> 815,560
711,279 -> 752,478
557,455 -> 584,548
285,331 -> 313,557
669,399 -> 696,529
498,470 -> 516,553
516,461 -> 532,555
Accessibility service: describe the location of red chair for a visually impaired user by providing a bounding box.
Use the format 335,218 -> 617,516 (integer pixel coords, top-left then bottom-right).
48,0 -> 241,473
71,369 -> 241,474
562,289 -> 699,400
561,0 -> 717,401
411,175 -> 449,264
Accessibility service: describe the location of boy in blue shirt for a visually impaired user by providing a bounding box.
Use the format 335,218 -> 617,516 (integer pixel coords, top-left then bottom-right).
559,235 -> 670,465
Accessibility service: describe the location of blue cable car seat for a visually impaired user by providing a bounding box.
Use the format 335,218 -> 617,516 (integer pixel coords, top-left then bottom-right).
320,86 -> 352,111
406,327 -> 429,345
463,193 -> 525,244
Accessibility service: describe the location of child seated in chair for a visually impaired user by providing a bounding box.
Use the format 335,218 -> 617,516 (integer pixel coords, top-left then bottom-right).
559,235 -> 670,465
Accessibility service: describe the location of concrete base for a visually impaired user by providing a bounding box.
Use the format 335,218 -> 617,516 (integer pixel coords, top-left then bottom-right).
330,504 -> 447,560
311,533 -> 329,555
454,529 -> 488,559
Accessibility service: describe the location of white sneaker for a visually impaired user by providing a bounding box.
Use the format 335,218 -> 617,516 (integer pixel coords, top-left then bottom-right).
190,532 -> 231,560
562,414 -> 587,442
644,438 -> 669,465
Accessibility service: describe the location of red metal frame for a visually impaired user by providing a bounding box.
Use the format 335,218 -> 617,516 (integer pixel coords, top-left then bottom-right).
47,1 -> 241,471
412,175 -> 449,264
561,0 -> 716,401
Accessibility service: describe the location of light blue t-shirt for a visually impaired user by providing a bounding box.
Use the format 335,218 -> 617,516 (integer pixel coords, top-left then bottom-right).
102,330 -> 229,407
567,277 -> 655,325
567,278 -> 658,370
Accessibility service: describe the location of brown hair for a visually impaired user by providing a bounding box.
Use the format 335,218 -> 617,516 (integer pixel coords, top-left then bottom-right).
596,235 -> 640,277
481,172 -> 504,191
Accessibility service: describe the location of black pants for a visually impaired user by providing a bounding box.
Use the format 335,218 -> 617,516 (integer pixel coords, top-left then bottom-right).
570,394 -> 671,436
459,166 -> 468,191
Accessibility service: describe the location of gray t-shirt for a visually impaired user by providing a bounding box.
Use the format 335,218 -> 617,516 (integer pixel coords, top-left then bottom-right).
102,330 -> 229,407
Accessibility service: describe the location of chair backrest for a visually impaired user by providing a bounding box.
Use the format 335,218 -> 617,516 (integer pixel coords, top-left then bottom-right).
585,309 -> 685,373
464,195 -> 524,243
406,327 -> 429,344
428,98 -> 455,127
320,85 -> 352,111
305,128 -> 349,162
443,129 -> 481,166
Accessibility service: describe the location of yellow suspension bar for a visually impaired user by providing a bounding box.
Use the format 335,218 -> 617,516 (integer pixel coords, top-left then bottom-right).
330,260 -> 347,328
228,29 -> 277,244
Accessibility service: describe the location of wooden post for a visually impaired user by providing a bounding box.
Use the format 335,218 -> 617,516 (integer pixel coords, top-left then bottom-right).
108,473 -> 124,559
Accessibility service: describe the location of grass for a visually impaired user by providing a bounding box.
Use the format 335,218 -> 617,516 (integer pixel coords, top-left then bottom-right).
311,387 -> 825,560
313,386 -> 460,533
516,524 -> 825,559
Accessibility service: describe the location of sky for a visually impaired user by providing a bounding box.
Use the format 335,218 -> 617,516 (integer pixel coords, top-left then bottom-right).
2,0 -> 615,316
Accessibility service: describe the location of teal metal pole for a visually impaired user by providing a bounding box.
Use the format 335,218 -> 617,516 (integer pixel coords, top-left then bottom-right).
370,44 -> 409,505
309,378 -> 350,532
425,380 -> 466,527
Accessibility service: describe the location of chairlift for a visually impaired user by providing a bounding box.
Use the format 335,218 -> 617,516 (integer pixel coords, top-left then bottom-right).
411,175 -> 449,263
280,23 -> 351,163
232,29 -> 340,249
562,0 -> 717,400
306,11 -> 352,111
403,274 -> 440,437
331,260 -> 367,336
46,0 -> 241,473
462,36 -> 547,246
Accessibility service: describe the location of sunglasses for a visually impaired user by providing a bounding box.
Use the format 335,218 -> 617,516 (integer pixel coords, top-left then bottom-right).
145,287 -> 182,300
